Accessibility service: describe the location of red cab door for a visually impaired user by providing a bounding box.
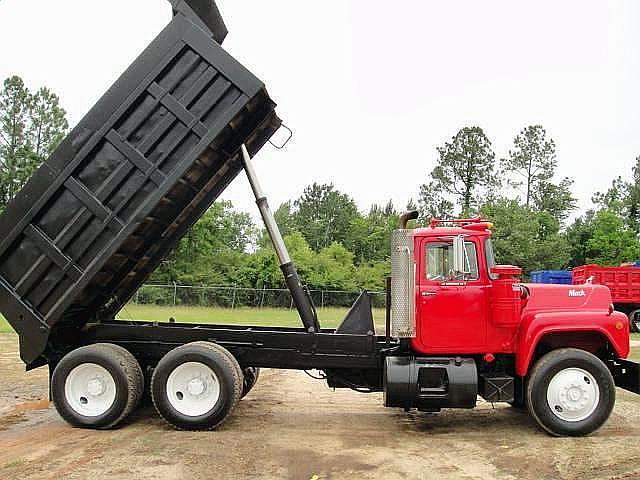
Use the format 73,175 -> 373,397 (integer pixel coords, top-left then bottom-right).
413,237 -> 489,353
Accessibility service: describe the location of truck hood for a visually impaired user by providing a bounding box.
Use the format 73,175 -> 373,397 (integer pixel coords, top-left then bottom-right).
521,283 -> 613,314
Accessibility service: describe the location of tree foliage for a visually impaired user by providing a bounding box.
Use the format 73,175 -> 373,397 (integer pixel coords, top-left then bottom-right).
502,125 -> 576,223
0,76 -> 68,210
480,198 -> 571,272
3,73 -> 639,294
585,210 -> 640,266
151,201 -> 257,285
593,156 -> 640,233
502,125 -> 555,207
291,183 -> 359,251
419,126 -> 497,218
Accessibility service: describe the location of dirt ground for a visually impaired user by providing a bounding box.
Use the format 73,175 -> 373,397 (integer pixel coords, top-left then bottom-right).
1,333 -> 640,480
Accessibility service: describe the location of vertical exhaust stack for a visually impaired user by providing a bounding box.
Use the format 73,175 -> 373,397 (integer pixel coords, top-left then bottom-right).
390,210 -> 418,338
240,145 -> 320,333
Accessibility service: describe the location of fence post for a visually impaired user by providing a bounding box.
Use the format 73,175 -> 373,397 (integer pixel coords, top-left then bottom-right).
135,290 -> 140,304
260,286 -> 266,309
172,282 -> 177,307
231,285 -> 237,309
321,290 -> 325,310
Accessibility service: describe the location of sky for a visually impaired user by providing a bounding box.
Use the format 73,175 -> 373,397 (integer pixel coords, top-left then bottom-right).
1,0 -> 639,223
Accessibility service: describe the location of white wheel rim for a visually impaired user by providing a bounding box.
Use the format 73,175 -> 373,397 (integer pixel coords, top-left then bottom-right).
64,363 -> 117,417
546,367 -> 599,422
166,362 -> 220,417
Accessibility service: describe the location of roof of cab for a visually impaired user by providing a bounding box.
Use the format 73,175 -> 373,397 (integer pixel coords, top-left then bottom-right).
412,226 -> 493,237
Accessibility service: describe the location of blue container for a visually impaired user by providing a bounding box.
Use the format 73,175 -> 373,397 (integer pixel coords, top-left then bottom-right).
530,270 -> 573,284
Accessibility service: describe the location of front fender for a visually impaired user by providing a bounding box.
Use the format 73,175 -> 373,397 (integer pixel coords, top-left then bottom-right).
515,310 -> 629,376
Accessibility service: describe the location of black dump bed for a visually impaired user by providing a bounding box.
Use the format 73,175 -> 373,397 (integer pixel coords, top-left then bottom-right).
0,1 -> 281,364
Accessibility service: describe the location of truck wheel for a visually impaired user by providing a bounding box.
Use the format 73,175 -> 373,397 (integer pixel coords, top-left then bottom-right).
241,367 -> 260,398
51,343 -> 143,429
151,341 -> 243,430
526,348 -> 615,436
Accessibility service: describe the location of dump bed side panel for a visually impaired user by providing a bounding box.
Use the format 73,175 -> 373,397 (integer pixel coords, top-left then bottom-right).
572,265 -> 640,303
0,13 -> 280,364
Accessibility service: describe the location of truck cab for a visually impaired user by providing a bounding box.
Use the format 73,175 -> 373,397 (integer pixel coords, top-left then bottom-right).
406,219 -> 629,367
384,216 -> 636,436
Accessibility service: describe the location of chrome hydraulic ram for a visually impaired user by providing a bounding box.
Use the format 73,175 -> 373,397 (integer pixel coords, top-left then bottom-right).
240,144 -> 320,333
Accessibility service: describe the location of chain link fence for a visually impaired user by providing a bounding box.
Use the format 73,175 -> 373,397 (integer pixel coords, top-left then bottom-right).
132,284 -> 386,309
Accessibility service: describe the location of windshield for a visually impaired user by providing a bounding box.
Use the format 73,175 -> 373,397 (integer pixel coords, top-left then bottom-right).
485,238 -> 498,280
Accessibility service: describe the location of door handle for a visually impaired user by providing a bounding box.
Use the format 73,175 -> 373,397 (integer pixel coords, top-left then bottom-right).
421,291 -> 437,297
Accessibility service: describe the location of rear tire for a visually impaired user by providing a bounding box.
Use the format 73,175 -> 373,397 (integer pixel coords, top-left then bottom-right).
151,341 -> 243,430
51,343 -> 143,429
241,367 -> 260,398
526,348 -> 615,436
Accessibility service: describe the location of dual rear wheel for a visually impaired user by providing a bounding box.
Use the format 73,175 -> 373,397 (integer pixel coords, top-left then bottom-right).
51,343 -> 144,429
52,342 -> 258,430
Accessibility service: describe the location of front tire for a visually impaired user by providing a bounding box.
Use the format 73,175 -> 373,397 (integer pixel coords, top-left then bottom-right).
526,348 -> 615,436
51,343 -> 143,429
151,342 -> 243,430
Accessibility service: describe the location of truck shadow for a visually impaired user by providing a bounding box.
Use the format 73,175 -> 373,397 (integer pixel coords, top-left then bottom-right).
393,404 -> 541,435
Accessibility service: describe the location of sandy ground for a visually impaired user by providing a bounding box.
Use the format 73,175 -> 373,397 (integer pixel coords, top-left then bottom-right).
1,333 -> 640,480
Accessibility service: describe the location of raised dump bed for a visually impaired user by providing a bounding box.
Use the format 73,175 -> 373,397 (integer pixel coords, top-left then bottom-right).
0,1 -> 281,365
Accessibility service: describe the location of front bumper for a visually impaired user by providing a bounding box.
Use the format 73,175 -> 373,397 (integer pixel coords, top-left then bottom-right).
610,358 -> 640,394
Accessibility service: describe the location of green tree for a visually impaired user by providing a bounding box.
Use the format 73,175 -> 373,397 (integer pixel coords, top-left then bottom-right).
291,183 -> 360,251
152,201 -> 256,284
532,177 -> 576,223
480,198 -> 571,273
347,201 -> 398,264
502,125 -> 575,222
417,180 -> 454,221
309,242 -> 357,291
0,76 -> 68,210
593,156 -> 640,233
26,86 -> 68,159
565,211 -> 597,267
585,209 -> 640,266
419,126 -> 497,217
0,76 -> 30,209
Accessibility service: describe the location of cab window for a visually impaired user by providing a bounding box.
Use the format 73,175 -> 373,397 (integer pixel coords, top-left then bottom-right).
425,241 -> 479,281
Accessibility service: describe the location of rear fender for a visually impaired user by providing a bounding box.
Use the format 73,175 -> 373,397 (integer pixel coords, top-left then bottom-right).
515,310 -> 629,376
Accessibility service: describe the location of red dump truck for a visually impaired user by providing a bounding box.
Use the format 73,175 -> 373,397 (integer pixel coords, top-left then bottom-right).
0,0 -> 639,437
573,265 -> 640,332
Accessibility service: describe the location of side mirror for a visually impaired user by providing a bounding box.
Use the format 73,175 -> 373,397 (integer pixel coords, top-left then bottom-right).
452,234 -> 466,276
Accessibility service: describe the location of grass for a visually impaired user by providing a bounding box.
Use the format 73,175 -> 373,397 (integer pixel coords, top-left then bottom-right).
116,304 -> 387,328
0,315 -> 11,333
0,305 -> 387,333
